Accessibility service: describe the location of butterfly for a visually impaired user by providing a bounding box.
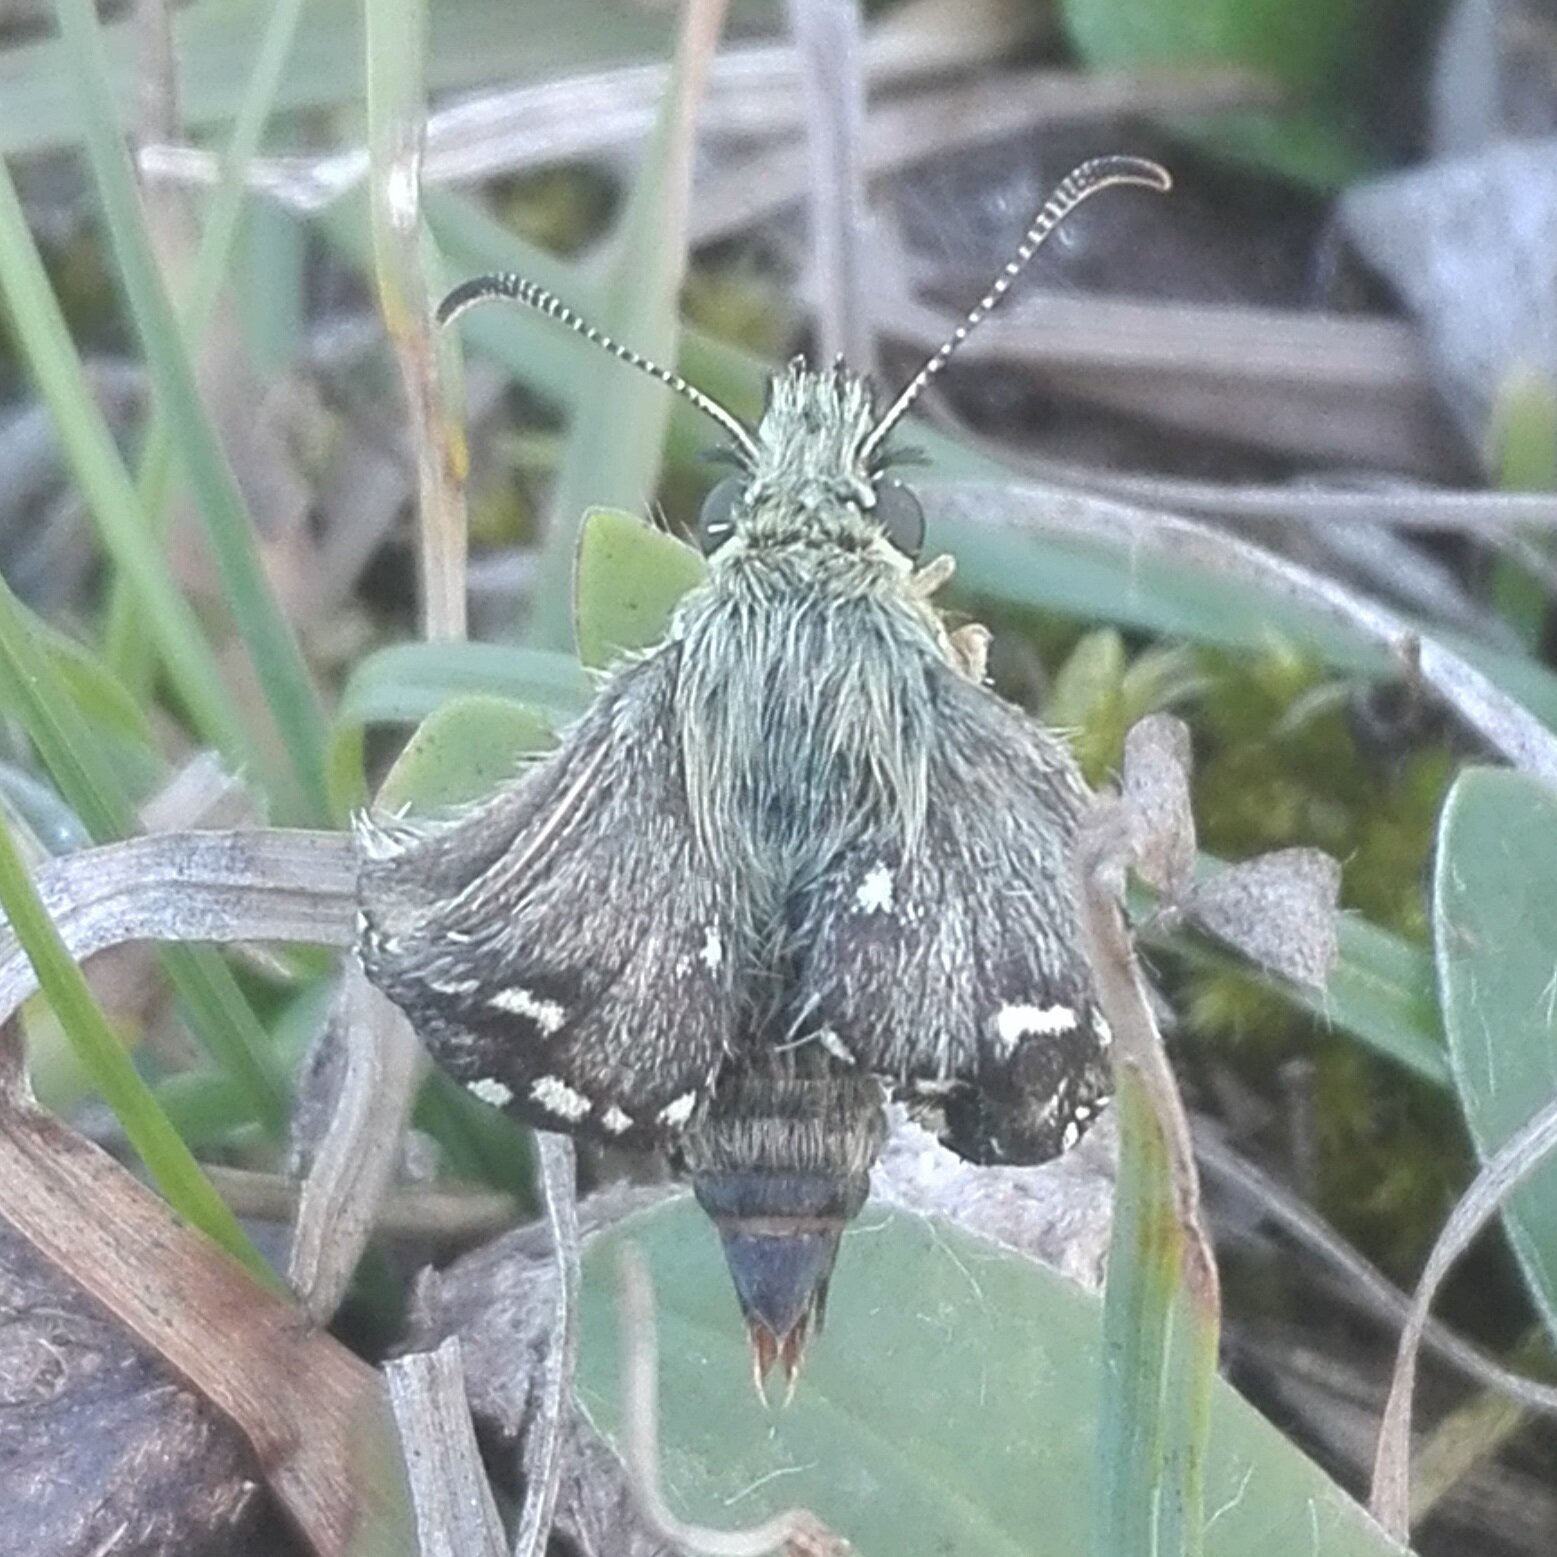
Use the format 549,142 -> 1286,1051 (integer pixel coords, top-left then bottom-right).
356,156 -> 1170,1384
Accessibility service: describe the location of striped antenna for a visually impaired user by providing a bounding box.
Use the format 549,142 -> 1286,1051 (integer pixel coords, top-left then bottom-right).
859,155 -> 1171,465
437,274 -> 762,465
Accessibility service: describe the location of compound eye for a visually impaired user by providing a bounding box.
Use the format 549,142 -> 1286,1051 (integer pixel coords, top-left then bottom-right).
698,476 -> 744,555
875,480 -> 924,559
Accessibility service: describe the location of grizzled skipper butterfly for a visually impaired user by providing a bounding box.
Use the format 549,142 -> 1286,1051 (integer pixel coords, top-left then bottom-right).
356,156 -> 1171,1385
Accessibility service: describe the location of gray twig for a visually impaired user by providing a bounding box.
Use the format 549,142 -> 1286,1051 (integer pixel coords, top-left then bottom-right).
783,0 -> 872,372
0,829 -> 357,1026
1370,1092 -> 1557,1537
513,1132 -> 581,1557
387,1337 -> 508,1557
288,962 -> 427,1322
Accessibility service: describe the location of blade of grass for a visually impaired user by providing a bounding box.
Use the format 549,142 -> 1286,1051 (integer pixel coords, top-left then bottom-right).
0,156 -> 257,771
1080,805 -> 1219,1557
366,0 -> 468,643
0,809 -> 272,1282
0,0 -> 679,158
0,571 -> 289,1134
103,0 -> 312,688
1098,1069 -> 1219,1556
520,0 -> 732,651
56,0 -> 330,821
235,199 -> 308,377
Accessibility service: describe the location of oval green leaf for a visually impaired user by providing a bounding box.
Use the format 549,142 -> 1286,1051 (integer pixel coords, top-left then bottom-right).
1434,765 -> 1557,1344
573,505 -> 706,670
375,693 -> 555,813
577,1199 -> 1410,1557
338,640 -> 592,729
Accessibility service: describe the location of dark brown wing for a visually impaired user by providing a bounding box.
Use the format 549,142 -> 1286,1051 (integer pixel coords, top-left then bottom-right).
355,646 -> 734,1148
786,664 -> 1112,1164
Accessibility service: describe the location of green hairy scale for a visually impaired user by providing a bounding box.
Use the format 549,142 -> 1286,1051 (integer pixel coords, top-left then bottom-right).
355,156 -> 1171,1385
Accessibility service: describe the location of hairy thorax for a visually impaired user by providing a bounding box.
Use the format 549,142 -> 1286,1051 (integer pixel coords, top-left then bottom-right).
670,542 -> 945,949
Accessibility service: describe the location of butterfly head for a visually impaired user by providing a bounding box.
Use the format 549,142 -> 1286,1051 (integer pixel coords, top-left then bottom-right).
694,360 -> 924,566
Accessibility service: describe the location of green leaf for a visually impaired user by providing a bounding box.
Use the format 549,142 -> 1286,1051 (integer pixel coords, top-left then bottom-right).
375,693 -> 555,812
577,1199 -> 1410,1556
337,640 -> 591,731
1059,0 -> 1371,188
331,640 -> 586,816
1434,766 -> 1557,1345
573,507 -> 706,670
1097,1070 -> 1217,1557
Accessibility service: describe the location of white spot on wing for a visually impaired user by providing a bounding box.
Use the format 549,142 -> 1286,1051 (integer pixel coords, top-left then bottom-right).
700,925 -> 723,972
658,1091 -> 698,1128
910,1077 -> 961,1098
601,1105 -> 633,1135
529,1075 -> 590,1121
815,1027 -> 854,1064
467,1077 -> 512,1108
855,862 -> 894,914
993,1002 -> 1078,1055
488,987 -> 566,1034
1094,1014 -> 1113,1049
427,975 -> 480,996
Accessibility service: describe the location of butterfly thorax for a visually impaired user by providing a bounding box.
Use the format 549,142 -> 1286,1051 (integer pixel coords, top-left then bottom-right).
671,527 -> 945,962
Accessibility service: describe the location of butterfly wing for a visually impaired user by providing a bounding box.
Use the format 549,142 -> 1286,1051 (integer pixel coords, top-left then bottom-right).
789,663 -> 1112,1165
355,645 -> 733,1148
